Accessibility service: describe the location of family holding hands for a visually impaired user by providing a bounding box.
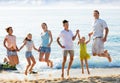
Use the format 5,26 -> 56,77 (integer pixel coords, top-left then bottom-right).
3,10 -> 112,78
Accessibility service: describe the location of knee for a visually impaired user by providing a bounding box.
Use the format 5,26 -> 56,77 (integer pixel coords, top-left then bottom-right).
33,61 -> 36,65
62,59 -> 66,64
27,63 -> 31,67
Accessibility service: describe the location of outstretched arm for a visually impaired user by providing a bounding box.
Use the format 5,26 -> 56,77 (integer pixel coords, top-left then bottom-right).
86,34 -> 91,44
77,32 -> 81,45
57,37 -> 65,48
19,41 -> 26,51
33,44 -> 39,51
88,31 -> 93,36
72,29 -> 79,41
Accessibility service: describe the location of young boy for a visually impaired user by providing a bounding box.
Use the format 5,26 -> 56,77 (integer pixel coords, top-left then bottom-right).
57,20 -> 79,79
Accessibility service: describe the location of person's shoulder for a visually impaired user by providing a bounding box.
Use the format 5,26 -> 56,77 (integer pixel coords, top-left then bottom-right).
69,30 -> 73,32
47,30 -> 52,34
13,35 -> 16,37
99,19 -> 106,23
61,30 -> 65,33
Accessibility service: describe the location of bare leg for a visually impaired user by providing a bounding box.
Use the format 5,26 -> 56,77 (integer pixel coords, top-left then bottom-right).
85,59 -> 90,74
45,53 -> 53,68
13,55 -> 19,65
39,52 -> 45,62
29,56 -> 36,72
98,50 -> 112,62
81,59 -> 84,74
61,56 -> 67,79
25,57 -> 31,75
8,56 -> 15,66
67,55 -> 74,77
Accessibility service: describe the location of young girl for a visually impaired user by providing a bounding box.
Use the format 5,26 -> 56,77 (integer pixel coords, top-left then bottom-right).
3,27 -> 19,66
78,32 -> 91,74
19,33 -> 38,75
39,23 -> 53,68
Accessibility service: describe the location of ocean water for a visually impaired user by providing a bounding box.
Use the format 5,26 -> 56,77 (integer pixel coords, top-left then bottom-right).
0,8 -> 120,72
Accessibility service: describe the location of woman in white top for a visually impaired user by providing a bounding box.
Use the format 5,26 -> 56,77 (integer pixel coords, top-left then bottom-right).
3,27 -> 19,66
19,33 -> 38,75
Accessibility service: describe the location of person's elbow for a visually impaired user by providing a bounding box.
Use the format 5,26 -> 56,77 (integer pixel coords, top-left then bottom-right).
57,37 -> 60,43
72,37 -> 75,41
105,27 -> 109,32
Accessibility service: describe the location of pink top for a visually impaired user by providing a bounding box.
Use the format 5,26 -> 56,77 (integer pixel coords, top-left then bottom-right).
5,35 -> 16,50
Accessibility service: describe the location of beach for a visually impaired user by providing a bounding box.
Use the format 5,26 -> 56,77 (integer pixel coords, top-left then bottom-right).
0,0 -> 119,83
0,68 -> 120,83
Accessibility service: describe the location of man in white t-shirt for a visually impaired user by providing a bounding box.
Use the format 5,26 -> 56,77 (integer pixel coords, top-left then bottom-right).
57,20 -> 79,79
89,10 -> 112,62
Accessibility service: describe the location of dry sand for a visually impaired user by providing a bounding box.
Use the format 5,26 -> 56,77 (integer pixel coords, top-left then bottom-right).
0,68 -> 120,83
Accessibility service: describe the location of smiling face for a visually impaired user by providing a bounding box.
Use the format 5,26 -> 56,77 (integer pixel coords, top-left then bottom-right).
63,22 -> 69,30
81,37 -> 85,42
27,34 -> 32,40
93,10 -> 99,19
41,23 -> 47,32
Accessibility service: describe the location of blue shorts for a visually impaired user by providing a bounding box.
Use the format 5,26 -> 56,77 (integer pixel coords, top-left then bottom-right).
7,50 -> 17,56
39,47 -> 51,53
25,51 -> 33,58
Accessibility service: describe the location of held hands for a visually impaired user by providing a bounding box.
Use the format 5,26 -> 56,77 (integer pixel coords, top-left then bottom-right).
102,37 -> 107,42
76,29 -> 80,34
61,46 -> 65,48
88,33 -> 92,37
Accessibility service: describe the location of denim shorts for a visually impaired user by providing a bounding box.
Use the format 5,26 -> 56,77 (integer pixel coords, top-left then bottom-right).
7,50 -> 17,56
39,47 -> 51,53
25,51 -> 33,58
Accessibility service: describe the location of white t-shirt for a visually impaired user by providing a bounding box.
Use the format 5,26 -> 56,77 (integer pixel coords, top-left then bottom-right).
26,40 -> 34,51
59,29 -> 74,50
92,19 -> 108,39
5,35 -> 16,49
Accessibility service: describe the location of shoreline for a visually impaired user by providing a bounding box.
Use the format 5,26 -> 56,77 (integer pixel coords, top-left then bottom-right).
0,68 -> 120,83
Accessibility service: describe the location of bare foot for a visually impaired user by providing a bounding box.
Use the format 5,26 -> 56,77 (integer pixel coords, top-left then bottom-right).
66,75 -> 70,79
61,73 -> 64,80
47,62 -> 49,67
88,71 -> 90,74
67,70 -> 69,76
105,51 -> 112,62
107,54 -> 112,62
50,61 -> 53,68
82,70 -> 84,74
4,58 -> 8,63
25,70 -> 27,75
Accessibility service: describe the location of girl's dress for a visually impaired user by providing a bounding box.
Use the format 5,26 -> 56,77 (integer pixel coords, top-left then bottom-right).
80,43 -> 90,60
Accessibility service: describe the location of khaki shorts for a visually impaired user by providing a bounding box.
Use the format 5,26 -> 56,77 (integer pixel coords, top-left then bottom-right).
92,38 -> 104,54
63,50 -> 74,56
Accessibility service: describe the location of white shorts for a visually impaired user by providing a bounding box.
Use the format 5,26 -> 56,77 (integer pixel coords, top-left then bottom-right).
92,38 -> 104,54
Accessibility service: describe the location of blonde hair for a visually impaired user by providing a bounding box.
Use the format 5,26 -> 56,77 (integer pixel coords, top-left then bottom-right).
23,33 -> 32,42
